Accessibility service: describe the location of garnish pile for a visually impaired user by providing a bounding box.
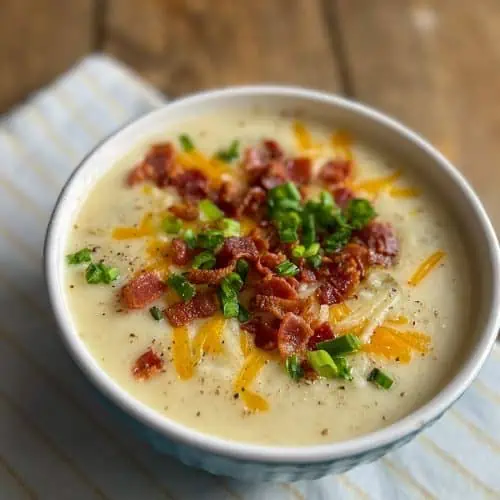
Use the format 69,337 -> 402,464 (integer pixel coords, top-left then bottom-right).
68,130 -> 402,391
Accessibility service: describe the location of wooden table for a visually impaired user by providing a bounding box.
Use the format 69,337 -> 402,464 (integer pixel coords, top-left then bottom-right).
3,0 -> 500,231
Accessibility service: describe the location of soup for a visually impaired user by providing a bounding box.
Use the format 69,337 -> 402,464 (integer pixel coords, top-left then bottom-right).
65,109 -> 470,446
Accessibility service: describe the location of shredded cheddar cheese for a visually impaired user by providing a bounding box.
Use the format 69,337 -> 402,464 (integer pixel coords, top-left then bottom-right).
177,150 -> 231,185
329,303 -> 351,324
408,250 -> 446,286
331,130 -> 354,162
239,330 -> 252,358
172,326 -> 194,380
362,325 -> 430,363
354,170 -> 401,195
145,238 -> 172,279
112,212 -> 155,240
233,350 -> 269,412
293,120 -> 313,150
386,315 -> 409,325
192,314 -> 226,364
142,184 -> 153,195
388,186 -> 421,198
337,320 -> 368,336
240,217 -> 257,236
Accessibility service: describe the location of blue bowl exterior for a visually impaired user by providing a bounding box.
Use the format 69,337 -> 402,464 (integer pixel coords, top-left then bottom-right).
99,389 -> 442,481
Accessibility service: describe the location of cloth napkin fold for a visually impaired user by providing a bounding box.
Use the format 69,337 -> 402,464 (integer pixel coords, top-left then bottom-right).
0,54 -> 498,500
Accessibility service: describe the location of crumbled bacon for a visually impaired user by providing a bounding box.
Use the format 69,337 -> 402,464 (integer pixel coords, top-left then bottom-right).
263,139 -> 285,160
241,315 -> 280,350
354,222 -> 399,267
257,276 -> 299,299
165,292 -> 219,327
127,143 -> 174,187
307,322 -> 335,350
188,261 -> 236,285
253,295 -> 305,319
168,202 -> 199,221
243,147 -> 269,183
237,186 -> 266,217
121,271 -> 165,309
216,237 -> 259,266
298,267 -> 317,283
171,238 -> 192,266
132,348 -> 164,380
332,186 -> 355,209
260,160 -> 289,190
254,252 -> 286,276
171,169 -> 209,200
250,224 -> 280,252
287,157 -> 312,184
216,180 -> 244,216
277,313 -> 313,358
319,159 -> 352,185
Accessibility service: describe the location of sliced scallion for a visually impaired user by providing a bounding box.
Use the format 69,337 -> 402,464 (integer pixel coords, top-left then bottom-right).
333,356 -> 353,381
236,259 -> 249,281
237,304 -> 250,323
192,251 -> 216,270
179,134 -> 194,152
216,139 -> 240,162
303,242 -> 320,258
199,199 -> 224,221
85,263 -> 120,285
316,334 -> 361,356
292,245 -> 305,258
346,198 -> 376,230
220,218 -> 241,237
275,260 -> 299,277
162,215 -> 182,234
307,254 -> 322,269
183,229 -> 197,249
368,368 -> 393,389
285,354 -> 304,381
307,350 -> 339,378
197,230 -> 224,251
149,306 -> 163,321
168,273 -> 195,302
66,248 -> 92,265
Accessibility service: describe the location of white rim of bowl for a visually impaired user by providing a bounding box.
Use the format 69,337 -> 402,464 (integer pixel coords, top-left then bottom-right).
45,85 -> 500,464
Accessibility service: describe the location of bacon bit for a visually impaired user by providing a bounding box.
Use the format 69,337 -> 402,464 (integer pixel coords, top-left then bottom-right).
408,250 -> 446,286
354,170 -> 401,195
317,243 -> 369,305
287,157 -> 313,184
233,350 -> 269,412
165,292 -> 219,327
251,224 -> 280,252
237,186 -> 267,217
388,186 -> 421,198
217,237 -> 259,266
254,252 -> 286,276
386,315 -> 409,325
168,202 -> 199,221
319,159 -> 352,185
298,267 -> 317,283
307,322 -> 335,350
171,238 -> 191,266
257,276 -> 299,300
261,160 -> 289,190
127,143 -> 174,187
355,222 -> 399,267
331,130 -> 354,162
301,296 -> 320,324
112,212 -> 155,240
301,359 -> 318,381
132,348 -> 164,380
241,315 -> 281,350
242,147 -> 269,183
293,121 -> 313,150
172,325 -> 194,379
171,169 -> 209,201
253,295 -> 305,319
192,314 -> 226,364
362,325 -> 431,363
277,313 -> 313,358
216,180 -> 244,216
329,303 -> 351,324
188,261 -> 236,285
263,139 -> 285,160
332,186 -> 355,209
121,271 -> 165,309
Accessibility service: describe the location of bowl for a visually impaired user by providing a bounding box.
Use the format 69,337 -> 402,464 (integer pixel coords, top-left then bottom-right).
44,86 -> 500,481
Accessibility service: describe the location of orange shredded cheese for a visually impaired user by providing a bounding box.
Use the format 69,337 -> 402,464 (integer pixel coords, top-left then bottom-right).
331,130 -> 354,161
293,120 -> 313,150
112,212 -> 155,240
408,250 -> 446,286
233,350 -> 269,412
354,170 -> 401,195
337,320 -> 368,336
362,325 -> 430,363
192,314 -> 226,364
388,186 -> 421,198
145,238 -> 172,279
172,326 -> 194,380
142,184 -> 153,195
329,303 -> 351,324
239,330 -> 252,358
240,217 -> 257,236
386,315 -> 409,325
177,150 -> 231,185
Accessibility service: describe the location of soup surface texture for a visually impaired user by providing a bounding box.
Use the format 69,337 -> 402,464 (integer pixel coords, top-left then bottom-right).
65,109 -> 470,445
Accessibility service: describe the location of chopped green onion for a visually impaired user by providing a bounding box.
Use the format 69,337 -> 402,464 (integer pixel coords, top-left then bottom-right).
179,134 -> 194,152
303,242 -> 320,258
319,190 -> 335,211
197,230 -> 224,250
292,245 -> 305,258
346,198 -> 376,230
333,357 -> 353,381
199,199 -> 224,221
307,350 -> 339,378
368,368 -> 394,389
85,263 -> 120,284
275,260 -> 300,277
67,248 -> 92,265
220,293 -> 239,318
192,251 -> 216,270
267,181 -> 302,218
238,304 -> 250,323
216,139 -> 240,162
220,218 -> 241,237
219,272 -> 243,318
323,217 -> 352,252
301,212 -> 316,247
317,334 -> 361,356
285,354 -> 304,381
221,272 -> 244,294
277,211 -> 301,243
236,259 -> 249,281
161,215 -> 182,234
183,229 -> 197,249
307,254 -> 322,269
168,273 -> 195,302
149,306 -> 163,321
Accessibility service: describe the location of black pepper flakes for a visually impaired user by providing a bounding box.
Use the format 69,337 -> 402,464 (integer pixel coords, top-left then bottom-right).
321,428 -> 329,436
233,393 -> 239,400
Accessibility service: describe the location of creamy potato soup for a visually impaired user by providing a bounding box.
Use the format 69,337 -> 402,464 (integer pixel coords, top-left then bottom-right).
65,110 -> 470,445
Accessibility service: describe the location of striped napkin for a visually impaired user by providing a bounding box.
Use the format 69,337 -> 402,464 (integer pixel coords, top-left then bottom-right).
0,54 -> 498,500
